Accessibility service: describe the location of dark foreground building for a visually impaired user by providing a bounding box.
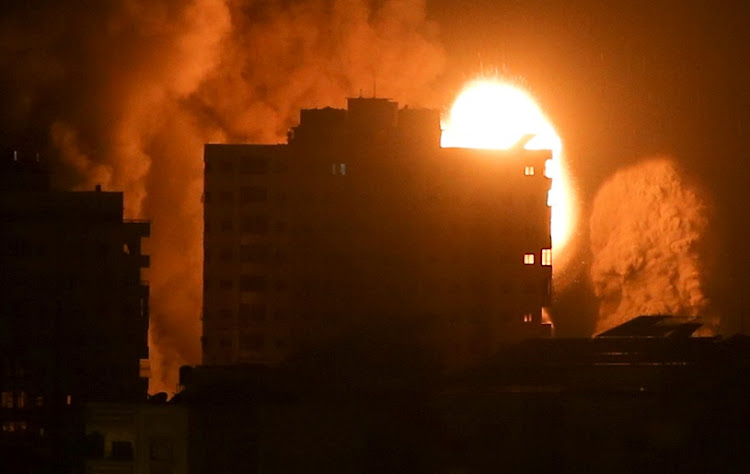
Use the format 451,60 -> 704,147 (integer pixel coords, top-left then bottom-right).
166,316 -> 750,474
203,97 -> 553,369
0,154 -> 150,472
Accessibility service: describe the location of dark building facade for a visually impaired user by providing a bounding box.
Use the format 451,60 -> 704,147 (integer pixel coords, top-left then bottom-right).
174,316 -> 750,474
0,153 -> 150,471
203,98 -> 553,368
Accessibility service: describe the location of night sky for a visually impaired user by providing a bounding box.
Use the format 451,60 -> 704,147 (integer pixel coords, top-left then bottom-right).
2,0 -> 750,388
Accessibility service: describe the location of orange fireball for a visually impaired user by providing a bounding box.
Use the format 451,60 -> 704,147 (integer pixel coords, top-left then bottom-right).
442,79 -> 576,269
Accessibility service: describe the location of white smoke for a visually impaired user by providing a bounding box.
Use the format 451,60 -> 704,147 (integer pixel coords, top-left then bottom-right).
589,157 -> 714,334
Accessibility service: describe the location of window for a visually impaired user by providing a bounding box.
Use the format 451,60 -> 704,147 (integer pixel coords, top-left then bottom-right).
240,275 -> 267,292
1,391 -> 13,408
240,186 -> 268,204
150,437 -> 173,461
523,253 -> 535,265
240,244 -> 269,263
219,248 -> 233,261
240,156 -> 269,174
524,165 -> 535,176
217,159 -> 233,173
544,158 -> 554,178
240,215 -> 269,234
331,163 -> 347,175
541,248 -> 552,266
111,441 -> 134,460
16,392 -> 25,409
239,303 -> 266,323
219,191 -> 233,203
523,313 -> 533,323
240,332 -> 264,351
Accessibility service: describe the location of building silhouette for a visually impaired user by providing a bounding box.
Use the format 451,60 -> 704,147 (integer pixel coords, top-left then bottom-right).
173,315 -> 750,474
0,152 -> 150,471
203,97 -> 552,368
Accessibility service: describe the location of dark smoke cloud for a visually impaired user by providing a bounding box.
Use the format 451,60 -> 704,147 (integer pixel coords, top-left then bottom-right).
1,0 -> 444,392
589,158 -> 714,334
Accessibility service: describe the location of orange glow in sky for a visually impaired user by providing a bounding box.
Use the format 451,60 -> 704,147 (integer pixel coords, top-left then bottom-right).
441,79 -> 576,264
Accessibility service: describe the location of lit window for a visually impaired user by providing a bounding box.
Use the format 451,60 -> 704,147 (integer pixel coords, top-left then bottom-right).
524,166 -> 535,176
66,395 -> 72,406
523,253 -> 535,265
16,392 -> 25,409
1,391 -> 13,408
544,159 -> 554,178
331,163 -> 347,175
523,313 -> 533,323
541,248 -> 552,266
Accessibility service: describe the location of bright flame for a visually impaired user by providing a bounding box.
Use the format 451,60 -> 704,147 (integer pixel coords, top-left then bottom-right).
441,79 -> 575,264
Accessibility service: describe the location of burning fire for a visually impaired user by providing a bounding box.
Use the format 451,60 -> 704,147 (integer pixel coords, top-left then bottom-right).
441,79 -> 576,265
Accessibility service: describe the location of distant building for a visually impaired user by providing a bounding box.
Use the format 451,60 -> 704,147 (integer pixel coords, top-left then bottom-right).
85,402 -> 188,474
0,152 -> 150,470
203,97 -> 552,368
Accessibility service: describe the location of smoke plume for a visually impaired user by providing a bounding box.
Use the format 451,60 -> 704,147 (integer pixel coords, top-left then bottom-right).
1,0 -> 444,393
589,158 -> 714,334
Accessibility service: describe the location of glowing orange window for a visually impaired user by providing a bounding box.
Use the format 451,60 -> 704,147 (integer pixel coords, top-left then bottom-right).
524,166 -> 535,176
523,253 -> 535,265
541,249 -> 552,266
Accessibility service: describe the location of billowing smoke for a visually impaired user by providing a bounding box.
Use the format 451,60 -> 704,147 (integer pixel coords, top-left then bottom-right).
589,158 -> 714,334
1,0 -> 444,393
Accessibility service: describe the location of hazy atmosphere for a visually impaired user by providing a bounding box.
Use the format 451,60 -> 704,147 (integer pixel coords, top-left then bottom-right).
2,0 -> 749,392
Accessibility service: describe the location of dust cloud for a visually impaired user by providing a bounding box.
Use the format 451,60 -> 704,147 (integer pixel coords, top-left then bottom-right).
1,0 -> 444,393
589,158 -> 714,334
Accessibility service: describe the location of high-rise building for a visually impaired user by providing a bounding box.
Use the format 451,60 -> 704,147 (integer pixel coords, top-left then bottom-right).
202,98 -> 552,368
0,153 -> 150,468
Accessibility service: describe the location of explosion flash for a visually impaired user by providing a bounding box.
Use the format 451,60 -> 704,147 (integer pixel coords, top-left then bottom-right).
441,79 -> 576,270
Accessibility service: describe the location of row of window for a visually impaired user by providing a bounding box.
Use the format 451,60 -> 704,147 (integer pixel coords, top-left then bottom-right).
202,333 -> 282,352
1,391 -> 48,409
206,156 -> 279,175
205,279 -> 547,298
206,216 -> 288,235
1,421 -> 28,433
523,249 -> 552,266
208,245 -> 285,264
206,303 -> 269,323
204,186 -> 268,205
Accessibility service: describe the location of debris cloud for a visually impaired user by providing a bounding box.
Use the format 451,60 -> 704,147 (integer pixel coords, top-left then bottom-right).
589,158 -> 713,334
